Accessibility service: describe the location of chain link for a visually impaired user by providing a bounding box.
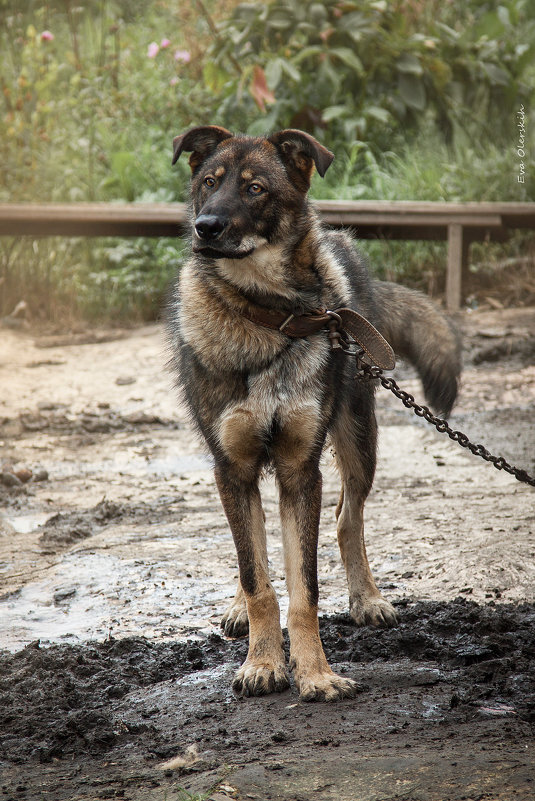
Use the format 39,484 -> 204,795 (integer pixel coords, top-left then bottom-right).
353,355 -> 535,488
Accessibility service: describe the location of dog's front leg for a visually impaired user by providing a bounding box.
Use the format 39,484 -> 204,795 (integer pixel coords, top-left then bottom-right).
215,463 -> 289,696
274,432 -> 358,702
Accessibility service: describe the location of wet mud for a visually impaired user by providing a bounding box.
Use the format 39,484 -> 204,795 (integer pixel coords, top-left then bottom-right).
1,600 -> 534,800
1,308 -> 534,799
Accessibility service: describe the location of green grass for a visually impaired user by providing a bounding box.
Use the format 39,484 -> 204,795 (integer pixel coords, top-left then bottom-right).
1,1 -> 533,322
0,235 -> 188,325
308,126 -> 534,299
311,125 -> 534,203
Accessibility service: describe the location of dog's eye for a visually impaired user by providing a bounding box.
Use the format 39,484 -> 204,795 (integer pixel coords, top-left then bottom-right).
248,183 -> 264,195
204,176 -> 216,188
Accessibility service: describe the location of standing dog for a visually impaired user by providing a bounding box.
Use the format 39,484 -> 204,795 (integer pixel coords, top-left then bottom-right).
168,126 -> 461,701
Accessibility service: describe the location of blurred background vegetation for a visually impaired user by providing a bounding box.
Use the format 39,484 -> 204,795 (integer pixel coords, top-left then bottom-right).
1,0 -> 534,324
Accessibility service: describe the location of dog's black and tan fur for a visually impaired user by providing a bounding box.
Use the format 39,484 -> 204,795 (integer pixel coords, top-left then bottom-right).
168,126 -> 461,701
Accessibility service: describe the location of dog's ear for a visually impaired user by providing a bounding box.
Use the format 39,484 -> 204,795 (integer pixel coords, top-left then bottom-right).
268,129 -> 334,187
172,125 -> 233,172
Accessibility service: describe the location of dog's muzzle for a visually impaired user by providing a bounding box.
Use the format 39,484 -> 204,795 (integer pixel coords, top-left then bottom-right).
194,214 -> 228,242
193,213 -> 255,259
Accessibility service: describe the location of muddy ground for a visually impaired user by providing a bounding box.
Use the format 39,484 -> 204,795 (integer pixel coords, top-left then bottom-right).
0,306 -> 534,800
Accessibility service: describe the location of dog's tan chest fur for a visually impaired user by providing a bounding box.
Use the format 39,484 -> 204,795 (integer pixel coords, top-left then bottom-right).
218,243 -> 295,298
179,254 -> 335,377
179,260 -> 285,372
179,257 -> 331,475
216,352 -> 327,476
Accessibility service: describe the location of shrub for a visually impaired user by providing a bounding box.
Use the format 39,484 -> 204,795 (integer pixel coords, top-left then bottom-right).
210,0 -> 535,151
0,0 -> 533,322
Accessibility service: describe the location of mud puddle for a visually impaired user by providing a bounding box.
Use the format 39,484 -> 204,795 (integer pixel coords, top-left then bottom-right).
0,309 -> 534,799
1,600 -> 534,799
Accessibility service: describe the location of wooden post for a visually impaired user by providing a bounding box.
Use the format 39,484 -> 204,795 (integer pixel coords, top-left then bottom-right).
446,223 -> 469,312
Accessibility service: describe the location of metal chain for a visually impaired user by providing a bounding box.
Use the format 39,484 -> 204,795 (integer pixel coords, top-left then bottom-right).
353,355 -> 535,488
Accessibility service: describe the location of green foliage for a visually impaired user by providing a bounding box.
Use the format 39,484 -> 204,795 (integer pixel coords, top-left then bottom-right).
311,125 -> 535,296
82,235 -> 185,320
310,125 -> 535,202
2,0 -> 532,208
174,791 -> 212,801
0,1 -> 208,321
0,0 -> 533,322
0,1 -> 215,204
211,0 -> 535,149
0,233 -> 184,322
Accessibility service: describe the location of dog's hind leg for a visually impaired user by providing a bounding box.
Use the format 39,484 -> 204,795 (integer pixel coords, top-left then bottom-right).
273,411 -> 358,701
331,397 -> 399,628
220,579 -> 249,638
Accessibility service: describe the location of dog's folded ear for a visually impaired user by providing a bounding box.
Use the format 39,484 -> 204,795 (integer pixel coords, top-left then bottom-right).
172,125 -> 233,171
268,129 -> 334,187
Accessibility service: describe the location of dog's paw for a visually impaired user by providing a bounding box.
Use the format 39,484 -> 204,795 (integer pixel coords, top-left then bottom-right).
221,603 -> 249,638
296,670 -> 358,702
232,660 -> 290,697
350,596 -> 399,628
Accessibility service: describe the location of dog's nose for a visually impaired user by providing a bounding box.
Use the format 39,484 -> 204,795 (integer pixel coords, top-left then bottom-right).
194,214 -> 227,241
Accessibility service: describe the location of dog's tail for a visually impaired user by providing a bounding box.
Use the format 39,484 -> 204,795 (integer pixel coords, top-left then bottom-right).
373,281 -> 461,417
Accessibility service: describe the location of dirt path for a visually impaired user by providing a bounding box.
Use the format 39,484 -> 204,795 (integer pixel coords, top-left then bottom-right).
0,307 -> 534,800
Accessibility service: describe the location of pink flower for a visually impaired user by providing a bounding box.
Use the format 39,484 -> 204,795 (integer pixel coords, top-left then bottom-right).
147,41 -> 159,58
40,30 -> 54,42
174,49 -> 191,63
170,77 -> 179,86
161,38 -> 171,49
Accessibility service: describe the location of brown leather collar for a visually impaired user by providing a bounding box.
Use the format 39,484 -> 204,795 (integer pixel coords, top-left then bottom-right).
240,304 -> 329,337
240,303 -> 395,370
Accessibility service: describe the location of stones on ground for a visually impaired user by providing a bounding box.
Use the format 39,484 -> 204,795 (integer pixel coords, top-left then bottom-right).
53,588 -> 77,605
14,467 -> 32,483
116,376 -> 136,385
271,730 -> 290,743
160,744 -> 200,772
0,471 -> 23,487
0,465 -> 48,487
8,404 -> 174,435
123,411 -> 161,424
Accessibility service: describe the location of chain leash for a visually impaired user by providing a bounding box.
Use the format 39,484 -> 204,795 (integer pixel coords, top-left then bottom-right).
324,315 -> 534,486
352,353 -> 535,488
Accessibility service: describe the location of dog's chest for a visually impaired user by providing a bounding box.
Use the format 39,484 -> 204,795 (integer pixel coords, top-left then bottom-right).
246,335 -> 329,411
215,337 -> 330,467
178,262 -> 329,379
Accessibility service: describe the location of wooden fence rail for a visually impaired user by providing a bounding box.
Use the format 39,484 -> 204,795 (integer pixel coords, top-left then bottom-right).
0,200 -> 533,311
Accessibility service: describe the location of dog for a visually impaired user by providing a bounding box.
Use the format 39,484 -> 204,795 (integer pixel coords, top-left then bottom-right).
167,126 -> 461,701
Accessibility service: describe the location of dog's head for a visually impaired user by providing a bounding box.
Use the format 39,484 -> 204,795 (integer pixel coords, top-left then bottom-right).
172,126 -> 334,260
